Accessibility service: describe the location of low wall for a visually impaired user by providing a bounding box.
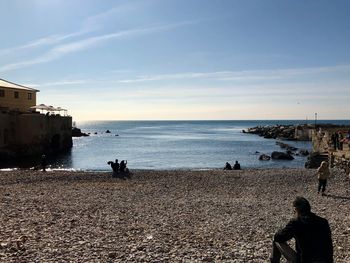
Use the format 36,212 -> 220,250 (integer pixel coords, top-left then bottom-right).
331,152 -> 350,174
0,112 -> 72,159
311,127 -> 350,172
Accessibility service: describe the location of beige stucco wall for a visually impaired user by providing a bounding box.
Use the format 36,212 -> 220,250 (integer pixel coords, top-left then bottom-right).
0,87 -> 37,112
294,125 -> 313,141
0,112 -> 72,157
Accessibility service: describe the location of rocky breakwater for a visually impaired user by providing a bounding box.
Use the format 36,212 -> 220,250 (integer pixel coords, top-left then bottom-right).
259,141 -> 310,162
244,125 -> 296,140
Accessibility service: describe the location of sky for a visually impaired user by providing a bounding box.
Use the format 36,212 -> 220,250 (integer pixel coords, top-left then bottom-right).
0,0 -> 350,121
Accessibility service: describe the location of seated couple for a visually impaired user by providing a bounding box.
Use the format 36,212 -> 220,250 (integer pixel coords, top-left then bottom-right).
107,159 -> 130,178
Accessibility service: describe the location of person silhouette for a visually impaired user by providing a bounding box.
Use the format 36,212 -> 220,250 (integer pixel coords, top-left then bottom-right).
233,160 -> 241,170
224,162 -> 232,170
270,197 -> 333,263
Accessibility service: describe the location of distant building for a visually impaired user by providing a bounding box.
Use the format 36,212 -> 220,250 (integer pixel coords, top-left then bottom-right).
0,78 -> 39,112
0,79 -> 72,162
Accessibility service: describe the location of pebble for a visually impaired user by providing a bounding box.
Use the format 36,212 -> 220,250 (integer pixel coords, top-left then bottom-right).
0,169 -> 348,262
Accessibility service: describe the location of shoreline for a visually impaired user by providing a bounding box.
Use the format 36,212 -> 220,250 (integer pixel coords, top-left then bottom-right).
0,166 -> 314,173
1,168 -> 349,262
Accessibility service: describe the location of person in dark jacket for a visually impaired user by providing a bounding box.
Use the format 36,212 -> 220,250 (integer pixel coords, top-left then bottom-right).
224,162 -> 232,170
233,160 -> 241,170
107,159 -> 119,178
120,160 -> 126,173
270,196 -> 333,263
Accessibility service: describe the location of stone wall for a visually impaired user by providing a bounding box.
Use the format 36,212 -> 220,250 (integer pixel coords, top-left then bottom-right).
312,128 -> 350,153
0,112 -> 72,159
310,127 -> 350,172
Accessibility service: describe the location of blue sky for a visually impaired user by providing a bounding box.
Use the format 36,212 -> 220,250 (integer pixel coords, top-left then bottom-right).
1,0 -> 350,120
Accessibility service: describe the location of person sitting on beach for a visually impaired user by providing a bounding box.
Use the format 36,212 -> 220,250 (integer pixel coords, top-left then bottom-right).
120,160 -> 126,173
107,159 -> 119,178
233,160 -> 241,170
317,161 -> 330,195
224,162 -> 232,170
119,160 -> 131,178
270,196 -> 333,263
114,159 -> 120,173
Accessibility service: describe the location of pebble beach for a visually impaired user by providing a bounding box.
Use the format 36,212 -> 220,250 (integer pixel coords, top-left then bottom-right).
0,168 -> 349,262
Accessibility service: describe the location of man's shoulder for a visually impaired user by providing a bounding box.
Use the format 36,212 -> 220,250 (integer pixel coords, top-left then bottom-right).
296,213 -> 330,230
311,213 -> 330,226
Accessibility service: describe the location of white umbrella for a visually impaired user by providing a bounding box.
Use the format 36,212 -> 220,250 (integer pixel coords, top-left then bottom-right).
30,104 -> 50,113
47,105 -> 59,112
57,107 -> 68,116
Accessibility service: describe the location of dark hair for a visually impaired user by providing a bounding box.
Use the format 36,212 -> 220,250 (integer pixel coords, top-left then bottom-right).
293,196 -> 311,215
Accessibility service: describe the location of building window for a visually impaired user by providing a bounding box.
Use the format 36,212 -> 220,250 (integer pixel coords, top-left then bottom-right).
14,91 -> 19,99
28,93 -> 32,100
0,90 -> 4,97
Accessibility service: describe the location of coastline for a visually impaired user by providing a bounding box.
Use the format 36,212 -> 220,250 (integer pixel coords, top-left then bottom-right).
1,168 -> 349,262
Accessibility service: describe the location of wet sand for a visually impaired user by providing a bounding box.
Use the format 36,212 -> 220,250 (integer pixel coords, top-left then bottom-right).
0,169 -> 349,262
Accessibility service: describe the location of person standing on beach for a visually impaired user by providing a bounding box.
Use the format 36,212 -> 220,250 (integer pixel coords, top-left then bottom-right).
317,161 -> 330,195
270,197 -> 333,263
41,154 -> 47,172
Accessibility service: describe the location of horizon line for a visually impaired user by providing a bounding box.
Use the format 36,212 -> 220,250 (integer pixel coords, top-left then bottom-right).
75,119 -> 350,122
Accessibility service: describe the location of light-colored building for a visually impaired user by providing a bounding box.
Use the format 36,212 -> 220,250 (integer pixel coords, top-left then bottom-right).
0,78 -> 39,112
0,79 -> 72,160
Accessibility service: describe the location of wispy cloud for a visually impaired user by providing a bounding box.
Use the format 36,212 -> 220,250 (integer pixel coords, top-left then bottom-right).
27,64 -> 350,88
0,1 -> 146,56
0,2 -> 152,59
117,64 -> 350,83
0,30 -> 92,56
82,1 -> 148,30
0,21 -> 195,72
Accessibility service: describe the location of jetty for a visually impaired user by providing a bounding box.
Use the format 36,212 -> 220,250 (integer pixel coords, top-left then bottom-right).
244,124 -> 313,141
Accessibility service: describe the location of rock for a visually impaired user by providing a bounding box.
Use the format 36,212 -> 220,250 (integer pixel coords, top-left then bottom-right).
276,141 -> 298,152
72,127 -> 89,137
106,130 -> 111,133
299,149 -> 309,156
245,125 -> 308,141
271,151 -> 294,160
305,152 -> 328,169
108,252 -> 117,258
94,132 -> 98,135
0,242 -> 8,249
259,154 -> 271,161
202,256 -> 214,262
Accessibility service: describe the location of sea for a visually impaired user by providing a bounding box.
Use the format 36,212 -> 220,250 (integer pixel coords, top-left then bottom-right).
43,120 -> 349,171
3,120 -> 350,171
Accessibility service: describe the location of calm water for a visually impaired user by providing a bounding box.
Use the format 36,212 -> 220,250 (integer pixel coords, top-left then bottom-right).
47,120 -> 341,171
